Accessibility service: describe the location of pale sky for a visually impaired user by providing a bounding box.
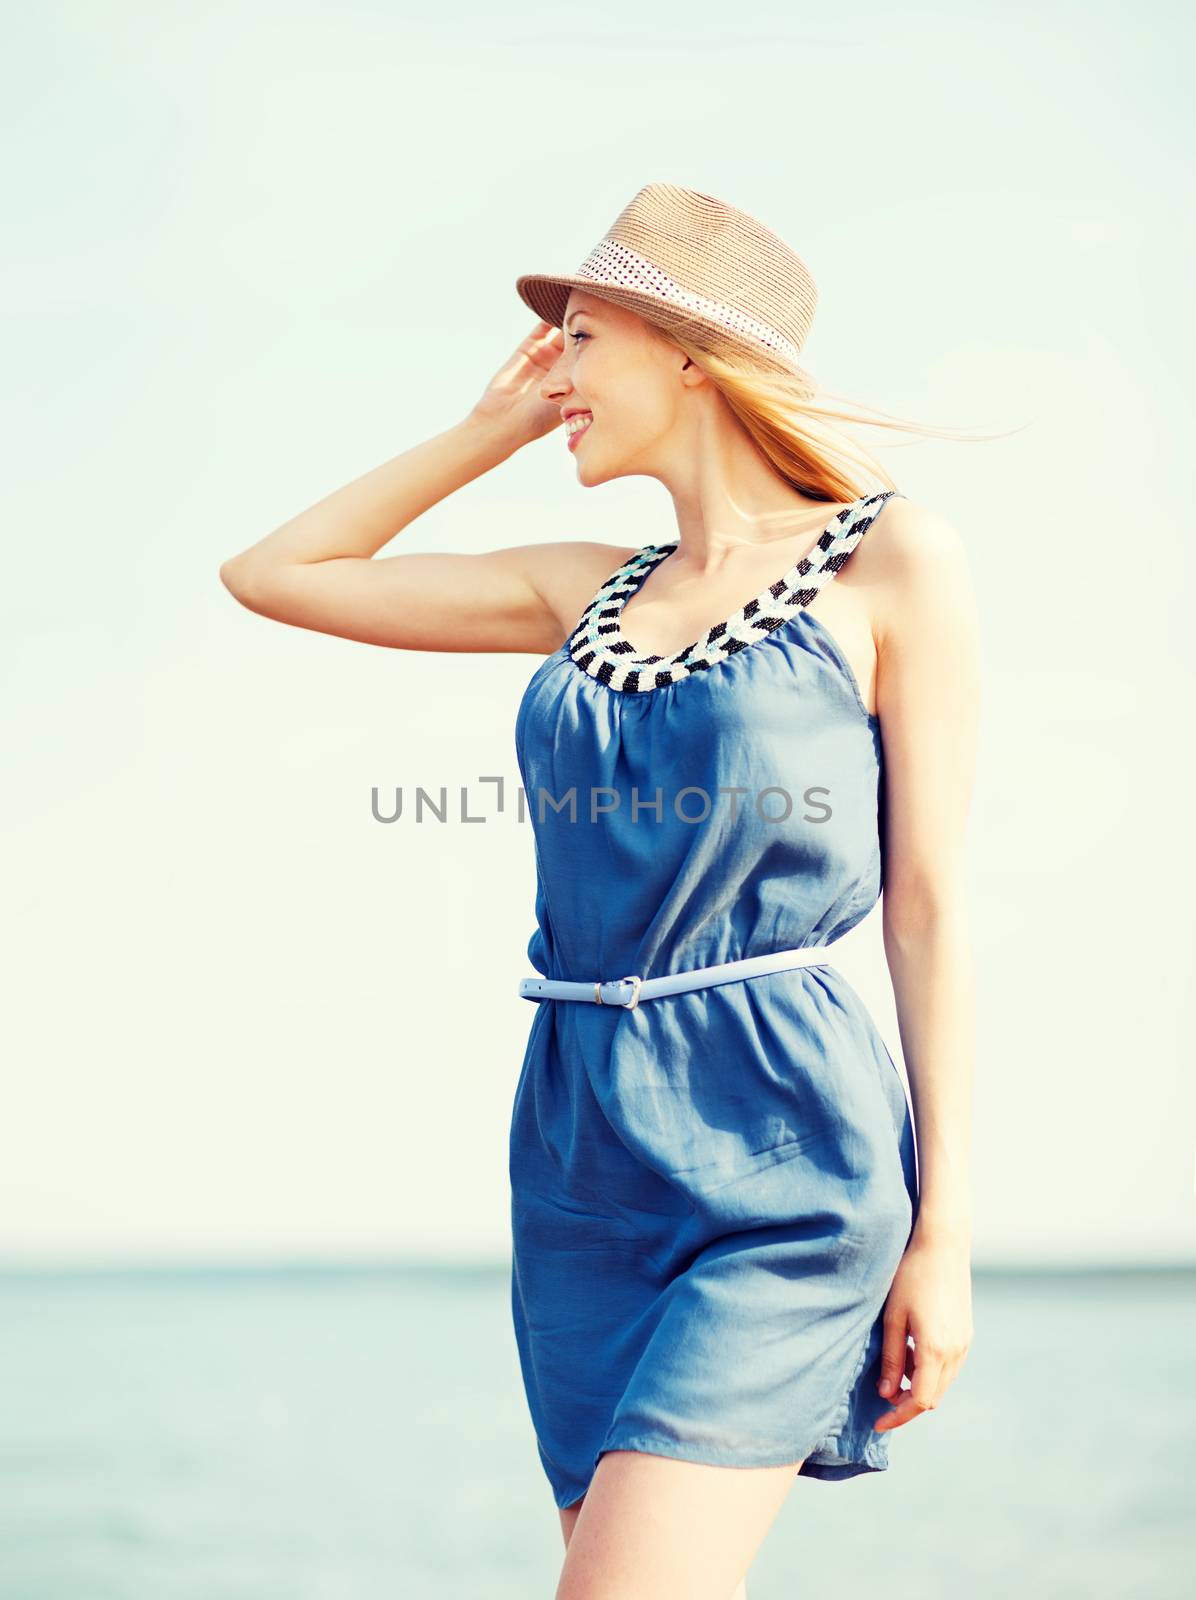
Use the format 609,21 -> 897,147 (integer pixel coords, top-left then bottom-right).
3,0 -> 1192,1267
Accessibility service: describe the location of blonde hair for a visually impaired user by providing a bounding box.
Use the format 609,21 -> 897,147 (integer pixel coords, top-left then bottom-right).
663,327 -> 1026,503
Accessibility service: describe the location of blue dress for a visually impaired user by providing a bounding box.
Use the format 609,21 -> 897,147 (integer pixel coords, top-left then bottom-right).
509,490 -> 920,1511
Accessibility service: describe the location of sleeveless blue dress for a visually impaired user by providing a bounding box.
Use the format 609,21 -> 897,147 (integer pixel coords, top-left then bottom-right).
509,490 -> 920,1511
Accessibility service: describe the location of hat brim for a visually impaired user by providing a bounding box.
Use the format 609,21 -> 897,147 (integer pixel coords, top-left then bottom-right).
514,271 -> 815,387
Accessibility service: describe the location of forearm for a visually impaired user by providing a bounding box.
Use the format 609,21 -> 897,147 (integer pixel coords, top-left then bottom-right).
882,896 -> 975,1250
219,413 -> 518,581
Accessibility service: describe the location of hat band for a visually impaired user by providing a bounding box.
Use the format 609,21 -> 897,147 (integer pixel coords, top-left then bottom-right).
574,237 -> 805,368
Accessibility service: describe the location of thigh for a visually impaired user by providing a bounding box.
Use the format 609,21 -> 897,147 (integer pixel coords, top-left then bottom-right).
554,1448 -> 803,1600
559,1496 -> 585,1549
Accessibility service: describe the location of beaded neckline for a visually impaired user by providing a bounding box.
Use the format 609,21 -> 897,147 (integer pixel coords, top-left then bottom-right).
565,491 -> 902,694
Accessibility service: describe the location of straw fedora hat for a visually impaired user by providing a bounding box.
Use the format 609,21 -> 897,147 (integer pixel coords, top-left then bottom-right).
515,182 -> 819,389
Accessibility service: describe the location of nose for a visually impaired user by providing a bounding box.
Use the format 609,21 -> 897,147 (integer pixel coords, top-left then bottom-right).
540,345 -> 571,404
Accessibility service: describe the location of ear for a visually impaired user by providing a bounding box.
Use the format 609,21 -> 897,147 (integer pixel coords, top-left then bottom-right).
679,354 -> 709,389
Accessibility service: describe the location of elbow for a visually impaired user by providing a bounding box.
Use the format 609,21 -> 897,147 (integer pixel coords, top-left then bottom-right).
219,556 -> 266,606
881,878 -> 969,950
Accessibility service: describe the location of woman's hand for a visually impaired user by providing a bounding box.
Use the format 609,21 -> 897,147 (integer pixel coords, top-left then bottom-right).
466,320 -> 567,451
872,1232 -> 973,1433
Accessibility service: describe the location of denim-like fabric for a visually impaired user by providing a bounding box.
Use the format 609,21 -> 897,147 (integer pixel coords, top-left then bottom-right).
509,598 -> 920,1511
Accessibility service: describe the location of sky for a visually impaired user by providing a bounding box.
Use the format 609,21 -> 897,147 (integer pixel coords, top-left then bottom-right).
2,0 -> 1192,1267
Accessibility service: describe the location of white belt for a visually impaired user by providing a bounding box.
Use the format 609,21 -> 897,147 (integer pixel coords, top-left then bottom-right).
517,943 -> 836,1011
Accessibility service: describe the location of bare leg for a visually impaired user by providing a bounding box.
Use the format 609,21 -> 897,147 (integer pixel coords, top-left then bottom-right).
561,1541 -> 747,1598
554,1449 -> 802,1599
560,1496 -> 750,1598
558,1496 -> 585,1549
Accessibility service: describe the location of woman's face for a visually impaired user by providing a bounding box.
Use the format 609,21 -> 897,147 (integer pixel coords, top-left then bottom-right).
541,289 -> 695,487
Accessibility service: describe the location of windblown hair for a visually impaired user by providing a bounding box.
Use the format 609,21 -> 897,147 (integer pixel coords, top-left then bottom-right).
663,327 -> 1025,503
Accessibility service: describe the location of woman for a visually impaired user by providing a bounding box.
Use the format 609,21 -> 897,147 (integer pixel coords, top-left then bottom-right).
220,184 -> 979,1600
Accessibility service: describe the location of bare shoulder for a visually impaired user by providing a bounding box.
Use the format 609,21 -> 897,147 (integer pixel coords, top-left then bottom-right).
529,539 -> 643,642
865,493 -> 972,576
859,494 -> 979,648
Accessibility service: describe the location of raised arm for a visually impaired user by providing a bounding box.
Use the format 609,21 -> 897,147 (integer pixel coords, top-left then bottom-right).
217,322 -> 634,654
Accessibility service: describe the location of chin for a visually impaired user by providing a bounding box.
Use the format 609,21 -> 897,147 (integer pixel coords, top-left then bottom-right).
575,451 -> 624,488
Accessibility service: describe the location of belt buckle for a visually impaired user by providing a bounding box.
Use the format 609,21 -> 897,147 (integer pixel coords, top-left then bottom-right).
595,973 -> 643,1009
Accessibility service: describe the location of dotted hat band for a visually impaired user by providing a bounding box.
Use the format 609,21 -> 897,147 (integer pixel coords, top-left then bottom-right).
572,238 -> 807,370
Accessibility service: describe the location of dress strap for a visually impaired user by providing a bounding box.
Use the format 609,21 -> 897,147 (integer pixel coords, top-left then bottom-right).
797,490 -> 905,594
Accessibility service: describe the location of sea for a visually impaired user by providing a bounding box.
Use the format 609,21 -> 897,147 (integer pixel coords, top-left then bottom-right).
0,1263 -> 1191,1600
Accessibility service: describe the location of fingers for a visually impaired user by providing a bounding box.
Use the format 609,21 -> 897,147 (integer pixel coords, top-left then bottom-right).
873,1337 -> 944,1433
877,1311 -> 908,1399
518,320 -> 564,374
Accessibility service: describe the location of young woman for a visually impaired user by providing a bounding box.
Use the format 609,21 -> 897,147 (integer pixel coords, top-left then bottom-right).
220,184 -> 979,1600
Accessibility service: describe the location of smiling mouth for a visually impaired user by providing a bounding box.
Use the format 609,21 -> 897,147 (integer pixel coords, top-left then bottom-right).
566,414 -> 593,449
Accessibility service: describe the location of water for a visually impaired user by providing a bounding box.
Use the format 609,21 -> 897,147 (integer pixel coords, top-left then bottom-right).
0,1264 -> 1190,1599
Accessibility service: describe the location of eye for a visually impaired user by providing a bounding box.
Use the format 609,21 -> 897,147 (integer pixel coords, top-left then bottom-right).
568,330 -> 589,345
